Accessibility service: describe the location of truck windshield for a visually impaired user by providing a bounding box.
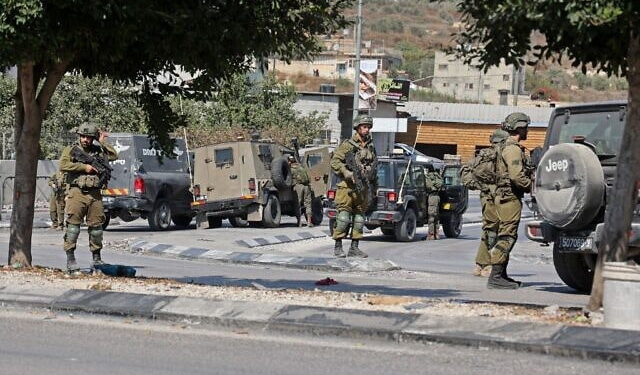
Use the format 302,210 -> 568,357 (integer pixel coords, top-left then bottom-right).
549,109 -> 624,161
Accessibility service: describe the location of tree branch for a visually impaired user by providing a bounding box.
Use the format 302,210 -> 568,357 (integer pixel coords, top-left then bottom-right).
37,58 -> 71,116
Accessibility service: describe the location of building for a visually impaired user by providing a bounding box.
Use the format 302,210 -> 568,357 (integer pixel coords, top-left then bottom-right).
396,102 -> 553,161
273,37 -> 402,80
431,51 -> 525,105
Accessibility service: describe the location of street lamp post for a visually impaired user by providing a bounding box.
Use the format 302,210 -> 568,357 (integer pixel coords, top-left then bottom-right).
351,0 -> 363,125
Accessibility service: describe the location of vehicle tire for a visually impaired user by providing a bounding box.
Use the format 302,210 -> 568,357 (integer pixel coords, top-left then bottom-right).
535,143 -> 605,230
262,194 -> 282,228
443,213 -> 463,238
229,215 -> 249,227
329,218 -> 336,236
381,227 -> 395,236
311,197 -> 324,225
552,243 -> 594,293
102,215 -> 110,230
148,199 -> 172,231
394,208 -> 417,242
271,156 -> 293,190
207,216 -> 222,228
172,214 -> 193,229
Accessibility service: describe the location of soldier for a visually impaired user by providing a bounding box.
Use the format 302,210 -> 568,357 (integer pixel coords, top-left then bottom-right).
48,171 -> 66,230
288,155 -> 314,227
59,122 -> 117,273
424,165 -> 443,240
487,113 -> 532,289
330,115 -> 377,258
473,129 -> 509,277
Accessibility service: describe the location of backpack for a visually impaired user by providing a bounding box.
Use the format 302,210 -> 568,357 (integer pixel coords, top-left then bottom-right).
463,142 -> 505,189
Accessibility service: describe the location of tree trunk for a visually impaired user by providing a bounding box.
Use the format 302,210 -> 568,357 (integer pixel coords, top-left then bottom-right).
7,60 -> 69,268
587,32 -> 640,311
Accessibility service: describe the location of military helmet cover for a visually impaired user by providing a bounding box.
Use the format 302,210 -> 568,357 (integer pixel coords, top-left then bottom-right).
490,129 -> 510,143
76,122 -> 100,138
353,115 -> 374,129
502,112 -> 530,131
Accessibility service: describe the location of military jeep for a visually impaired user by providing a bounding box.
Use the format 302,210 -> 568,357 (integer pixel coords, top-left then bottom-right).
324,151 -> 468,241
526,101 -> 640,292
191,139 -> 328,228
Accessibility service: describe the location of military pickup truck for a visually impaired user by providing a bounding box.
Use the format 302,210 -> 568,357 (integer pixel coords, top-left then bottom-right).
526,101 -> 640,292
324,151 -> 468,241
102,134 -> 194,230
190,139 -> 329,228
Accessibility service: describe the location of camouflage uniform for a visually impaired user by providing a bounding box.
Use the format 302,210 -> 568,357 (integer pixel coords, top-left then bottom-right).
488,113 -> 532,289
330,115 -> 377,257
473,129 -> 509,277
291,161 -> 313,227
59,123 -> 117,272
425,168 -> 443,240
48,171 -> 66,229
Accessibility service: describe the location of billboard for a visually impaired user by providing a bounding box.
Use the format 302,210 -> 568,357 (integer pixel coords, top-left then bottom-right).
378,78 -> 410,102
358,59 -> 378,111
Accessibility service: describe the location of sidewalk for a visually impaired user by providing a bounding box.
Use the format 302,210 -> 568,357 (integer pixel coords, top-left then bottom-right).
1,281 -> 638,364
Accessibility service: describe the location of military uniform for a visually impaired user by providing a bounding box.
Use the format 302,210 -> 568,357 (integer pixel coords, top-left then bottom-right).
291,160 -> 313,227
424,168 -> 443,240
487,113 -> 532,289
473,129 -> 509,277
330,115 -> 377,258
48,171 -> 66,229
59,123 -> 117,272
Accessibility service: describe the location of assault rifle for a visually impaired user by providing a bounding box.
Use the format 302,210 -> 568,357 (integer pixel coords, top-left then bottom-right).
344,151 -> 367,192
71,146 -> 113,188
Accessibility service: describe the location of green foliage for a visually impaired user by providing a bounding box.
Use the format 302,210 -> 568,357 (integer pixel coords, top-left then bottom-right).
398,41 -> 435,80
0,74 -> 14,134
370,18 -> 404,33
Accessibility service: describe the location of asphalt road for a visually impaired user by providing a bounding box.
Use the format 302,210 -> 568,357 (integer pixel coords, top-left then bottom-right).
0,306 -> 635,375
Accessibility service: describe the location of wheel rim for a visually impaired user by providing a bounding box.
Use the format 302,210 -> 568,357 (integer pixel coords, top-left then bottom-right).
158,203 -> 171,228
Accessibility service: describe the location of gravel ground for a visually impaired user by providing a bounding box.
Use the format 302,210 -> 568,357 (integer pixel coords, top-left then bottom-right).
0,266 -> 599,327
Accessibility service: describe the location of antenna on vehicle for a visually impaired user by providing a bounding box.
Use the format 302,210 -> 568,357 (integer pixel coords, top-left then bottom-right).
397,112 -> 425,204
183,127 -> 195,202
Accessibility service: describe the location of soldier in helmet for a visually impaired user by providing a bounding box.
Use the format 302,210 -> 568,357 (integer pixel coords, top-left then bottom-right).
473,129 -> 509,277
487,113 -> 532,289
424,164 -> 443,240
59,122 -> 117,273
288,155 -> 314,227
330,114 -> 378,258
48,171 -> 67,230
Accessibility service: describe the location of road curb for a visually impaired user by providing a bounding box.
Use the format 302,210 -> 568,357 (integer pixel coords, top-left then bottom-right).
1,287 -> 638,364
129,239 -> 400,272
235,230 -> 330,248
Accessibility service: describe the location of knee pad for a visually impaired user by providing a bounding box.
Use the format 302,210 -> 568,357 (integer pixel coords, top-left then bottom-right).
88,226 -> 103,244
64,224 -> 81,243
335,211 -> 352,233
352,214 -> 365,233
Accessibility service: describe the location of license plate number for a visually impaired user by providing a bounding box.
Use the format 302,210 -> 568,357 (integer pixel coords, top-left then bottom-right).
559,236 -> 592,250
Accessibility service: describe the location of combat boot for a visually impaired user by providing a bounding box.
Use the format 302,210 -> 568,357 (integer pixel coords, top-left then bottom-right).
501,264 -> 522,287
66,252 -> 80,274
480,265 -> 492,278
487,264 -> 520,289
92,251 -> 105,267
347,240 -> 368,258
334,240 -> 346,258
473,264 -> 483,276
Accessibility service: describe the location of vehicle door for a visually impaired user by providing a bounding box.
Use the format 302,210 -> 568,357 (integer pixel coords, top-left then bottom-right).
410,164 -> 428,222
441,164 -> 468,215
208,144 -> 242,200
105,134 -> 134,197
303,147 -> 331,198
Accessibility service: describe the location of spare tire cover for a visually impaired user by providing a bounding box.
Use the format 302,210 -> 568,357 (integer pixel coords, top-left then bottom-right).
535,143 -> 604,230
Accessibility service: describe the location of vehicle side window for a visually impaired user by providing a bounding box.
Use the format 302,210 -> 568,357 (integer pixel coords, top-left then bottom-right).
214,148 -> 233,166
412,166 -> 426,188
443,167 -> 461,186
396,163 -> 413,187
306,154 -> 323,168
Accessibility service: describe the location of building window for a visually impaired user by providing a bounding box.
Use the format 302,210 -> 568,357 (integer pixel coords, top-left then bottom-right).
465,83 -> 474,90
438,64 -> 448,71
442,82 -> 449,88
503,74 -> 510,81
484,84 -> 491,90
348,59 -> 353,68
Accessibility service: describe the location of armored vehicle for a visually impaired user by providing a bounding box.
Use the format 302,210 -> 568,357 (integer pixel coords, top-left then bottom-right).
526,102 -> 640,292
325,151 -> 468,241
191,139 -> 329,228
102,134 -> 194,230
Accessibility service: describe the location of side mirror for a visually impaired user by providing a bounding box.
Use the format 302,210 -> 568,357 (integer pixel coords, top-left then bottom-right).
530,147 -> 544,168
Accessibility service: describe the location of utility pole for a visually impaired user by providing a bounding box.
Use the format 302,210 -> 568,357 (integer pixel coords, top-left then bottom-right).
351,0 -> 363,124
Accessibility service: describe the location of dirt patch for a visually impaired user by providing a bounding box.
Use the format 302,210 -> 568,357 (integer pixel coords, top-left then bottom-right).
0,266 -> 597,327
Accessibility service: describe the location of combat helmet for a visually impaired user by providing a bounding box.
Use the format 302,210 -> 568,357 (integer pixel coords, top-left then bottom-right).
490,129 -> 509,144
76,122 -> 100,138
501,112 -> 530,131
353,114 -> 374,130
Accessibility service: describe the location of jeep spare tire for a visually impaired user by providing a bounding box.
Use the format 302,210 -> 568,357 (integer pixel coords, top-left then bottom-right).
535,143 -> 604,230
271,156 -> 293,190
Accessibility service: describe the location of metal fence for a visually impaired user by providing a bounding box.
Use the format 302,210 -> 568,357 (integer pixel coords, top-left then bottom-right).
0,160 -> 59,220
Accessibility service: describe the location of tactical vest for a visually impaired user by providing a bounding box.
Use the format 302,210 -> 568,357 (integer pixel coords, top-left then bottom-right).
67,144 -> 106,189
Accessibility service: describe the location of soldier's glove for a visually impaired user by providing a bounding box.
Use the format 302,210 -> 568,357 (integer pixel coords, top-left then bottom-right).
341,168 -> 354,183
